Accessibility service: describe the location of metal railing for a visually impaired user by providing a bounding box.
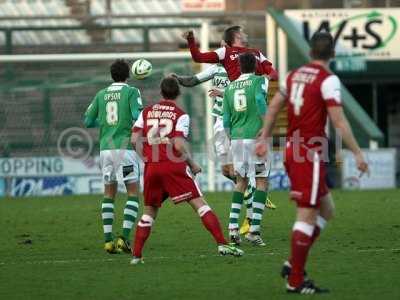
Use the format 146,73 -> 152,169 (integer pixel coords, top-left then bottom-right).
0,23 -> 203,54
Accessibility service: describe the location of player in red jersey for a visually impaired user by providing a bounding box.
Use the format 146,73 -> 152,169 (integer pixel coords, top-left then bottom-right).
130,77 -> 243,264
183,25 -> 278,81
256,32 -> 369,294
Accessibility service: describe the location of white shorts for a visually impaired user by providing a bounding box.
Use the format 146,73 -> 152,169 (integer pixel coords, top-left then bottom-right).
100,149 -> 140,185
231,139 -> 270,178
213,118 -> 232,165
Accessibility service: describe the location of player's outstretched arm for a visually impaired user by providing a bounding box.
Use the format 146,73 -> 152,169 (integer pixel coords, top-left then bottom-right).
183,30 -> 219,63
171,74 -> 201,87
171,63 -> 218,88
327,106 -> 369,175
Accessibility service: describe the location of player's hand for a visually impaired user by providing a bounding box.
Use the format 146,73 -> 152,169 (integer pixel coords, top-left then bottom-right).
190,163 -> 202,176
208,88 -> 223,98
255,140 -> 268,158
355,152 -> 369,178
182,30 -> 194,40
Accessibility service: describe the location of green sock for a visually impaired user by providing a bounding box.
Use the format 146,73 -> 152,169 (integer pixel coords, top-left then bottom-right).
250,190 -> 267,234
122,196 -> 139,241
244,184 -> 255,220
229,191 -> 244,230
101,198 -> 114,242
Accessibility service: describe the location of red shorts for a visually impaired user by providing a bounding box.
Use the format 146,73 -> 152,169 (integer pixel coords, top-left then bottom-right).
284,142 -> 329,208
143,161 -> 203,207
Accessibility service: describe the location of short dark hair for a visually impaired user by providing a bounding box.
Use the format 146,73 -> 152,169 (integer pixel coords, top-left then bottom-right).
110,59 -> 130,82
310,32 -> 335,60
239,52 -> 256,74
223,25 -> 242,46
160,77 -> 180,100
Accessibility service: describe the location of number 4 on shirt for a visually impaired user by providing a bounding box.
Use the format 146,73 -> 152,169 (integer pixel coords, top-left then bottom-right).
290,82 -> 305,116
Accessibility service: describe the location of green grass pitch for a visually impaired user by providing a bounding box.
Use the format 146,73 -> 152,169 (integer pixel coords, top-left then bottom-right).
0,190 -> 399,300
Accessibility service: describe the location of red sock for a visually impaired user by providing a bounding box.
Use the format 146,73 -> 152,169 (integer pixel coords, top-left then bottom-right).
289,225 -> 321,265
132,216 -> 153,258
201,210 -> 227,245
288,223 -> 314,288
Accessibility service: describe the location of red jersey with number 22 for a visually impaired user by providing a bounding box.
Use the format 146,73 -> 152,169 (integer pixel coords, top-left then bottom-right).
132,100 -> 189,163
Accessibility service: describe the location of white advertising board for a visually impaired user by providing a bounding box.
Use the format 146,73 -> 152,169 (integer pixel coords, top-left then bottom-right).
342,149 -> 397,189
285,9 -> 400,61
0,156 -> 101,177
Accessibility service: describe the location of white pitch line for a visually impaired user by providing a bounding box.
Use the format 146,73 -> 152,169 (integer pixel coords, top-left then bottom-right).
0,252 -> 277,266
0,248 -> 398,266
358,248 -> 400,253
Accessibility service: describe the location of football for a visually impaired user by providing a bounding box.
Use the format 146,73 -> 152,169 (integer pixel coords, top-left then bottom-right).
131,58 -> 152,80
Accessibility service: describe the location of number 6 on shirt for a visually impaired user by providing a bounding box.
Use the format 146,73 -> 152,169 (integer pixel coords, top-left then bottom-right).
233,89 -> 247,111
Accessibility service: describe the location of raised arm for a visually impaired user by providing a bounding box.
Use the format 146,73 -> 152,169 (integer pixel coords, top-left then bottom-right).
183,31 -> 220,63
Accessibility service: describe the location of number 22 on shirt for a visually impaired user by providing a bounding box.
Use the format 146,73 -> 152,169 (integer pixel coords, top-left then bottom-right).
147,118 -> 173,145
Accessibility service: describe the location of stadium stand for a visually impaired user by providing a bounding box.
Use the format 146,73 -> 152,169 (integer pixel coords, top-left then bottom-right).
90,0 -> 219,44
0,0 -> 219,46
0,0 -> 90,45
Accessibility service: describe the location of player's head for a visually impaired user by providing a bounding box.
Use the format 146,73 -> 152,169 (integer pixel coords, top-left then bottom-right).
110,59 -> 130,82
160,77 -> 181,100
239,52 -> 256,74
310,31 -> 335,61
224,25 -> 248,47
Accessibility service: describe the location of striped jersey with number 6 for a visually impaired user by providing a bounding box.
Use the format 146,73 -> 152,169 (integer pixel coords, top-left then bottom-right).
84,82 -> 143,150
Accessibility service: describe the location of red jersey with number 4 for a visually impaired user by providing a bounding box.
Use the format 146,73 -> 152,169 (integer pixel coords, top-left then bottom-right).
283,63 -> 342,142
132,100 -> 190,163
187,37 -> 277,81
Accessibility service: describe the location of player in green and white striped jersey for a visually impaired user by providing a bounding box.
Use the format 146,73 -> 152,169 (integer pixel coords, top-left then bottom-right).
172,63 -> 234,179
84,60 -> 142,254
223,53 -> 271,246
